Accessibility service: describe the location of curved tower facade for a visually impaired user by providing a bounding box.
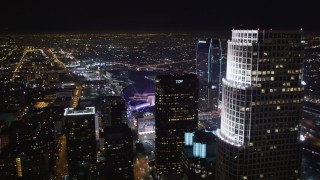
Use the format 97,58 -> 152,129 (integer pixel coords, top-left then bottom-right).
216,30 -> 304,179
196,39 -> 222,112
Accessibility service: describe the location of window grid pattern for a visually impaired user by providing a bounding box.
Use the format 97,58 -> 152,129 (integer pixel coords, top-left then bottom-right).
217,30 -> 304,180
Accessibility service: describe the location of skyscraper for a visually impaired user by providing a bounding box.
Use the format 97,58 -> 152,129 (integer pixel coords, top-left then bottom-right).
216,30 -> 304,179
104,124 -> 133,179
196,39 -> 222,112
155,74 -> 198,176
100,96 -> 127,127
64,107 -> 98,180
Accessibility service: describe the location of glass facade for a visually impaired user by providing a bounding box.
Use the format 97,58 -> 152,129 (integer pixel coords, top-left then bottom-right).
196,39 -> 222,112
216,30 -> 304,179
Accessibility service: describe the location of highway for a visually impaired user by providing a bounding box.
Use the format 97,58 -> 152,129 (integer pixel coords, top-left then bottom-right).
46,48 -> 66,69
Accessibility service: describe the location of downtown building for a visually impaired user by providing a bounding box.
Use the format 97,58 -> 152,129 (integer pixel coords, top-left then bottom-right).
196,38 -> 222,113
216,30 -> 304,179
155,74 -> 198,177
182,128 -> 217,179
64,107 -> 99,180
100,96 -> 128,127
104,124 -> 133,179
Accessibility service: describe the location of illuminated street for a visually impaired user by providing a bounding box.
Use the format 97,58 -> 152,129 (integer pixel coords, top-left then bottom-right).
54,135 -> 68,179
72,85 -> 82,108
134,155 -> 153,180
0,31 -> 320,179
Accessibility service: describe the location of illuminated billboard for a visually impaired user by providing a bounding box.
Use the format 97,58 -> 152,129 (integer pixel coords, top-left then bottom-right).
138,112 -> 155,135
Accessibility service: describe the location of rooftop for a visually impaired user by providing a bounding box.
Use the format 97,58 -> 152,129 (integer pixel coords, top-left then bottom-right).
64,107 -> 95,116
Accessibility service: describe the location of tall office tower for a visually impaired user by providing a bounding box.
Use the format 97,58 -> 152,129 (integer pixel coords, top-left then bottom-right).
196,39 -> 222,112
100,96 -> 127,127
104,124 -> 133,179
216,30 -> 304,179
64,107 -> 99,180
155,74 -> 198,176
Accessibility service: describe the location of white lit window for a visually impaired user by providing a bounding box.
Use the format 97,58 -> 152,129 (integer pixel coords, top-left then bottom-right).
267,130 -> 271,133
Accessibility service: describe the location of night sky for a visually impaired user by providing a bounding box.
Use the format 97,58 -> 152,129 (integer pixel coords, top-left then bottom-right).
1,0 -> 318,33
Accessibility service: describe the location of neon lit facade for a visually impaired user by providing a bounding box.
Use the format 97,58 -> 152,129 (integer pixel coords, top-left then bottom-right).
182,129 -> 217,179
138,112 -> 155,135
216,30 -> 304,179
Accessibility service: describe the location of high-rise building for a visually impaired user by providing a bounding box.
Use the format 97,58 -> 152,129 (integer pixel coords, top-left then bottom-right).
155,74 -> 198,176
182,129 -> 217,179
216,30 -> 304,179
104,124 -> 133,179
196,39 -> 222,112
100,96 -> 127,127
64,107 -> 98,180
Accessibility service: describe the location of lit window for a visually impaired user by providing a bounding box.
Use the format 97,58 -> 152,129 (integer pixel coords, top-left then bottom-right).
267,130 -> 270,133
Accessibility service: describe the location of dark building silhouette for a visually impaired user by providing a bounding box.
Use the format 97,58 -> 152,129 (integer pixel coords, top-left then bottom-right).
155,74 -> 198,176
100,96 -> 127,127
216,30 -> 304,179
104,124 -> 134,179
0,117 -> 51,179
64,107 -> 98,180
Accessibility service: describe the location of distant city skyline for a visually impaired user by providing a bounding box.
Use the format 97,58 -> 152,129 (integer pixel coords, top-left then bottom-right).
0,31 -> 320,179
1,1 -> 318,33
